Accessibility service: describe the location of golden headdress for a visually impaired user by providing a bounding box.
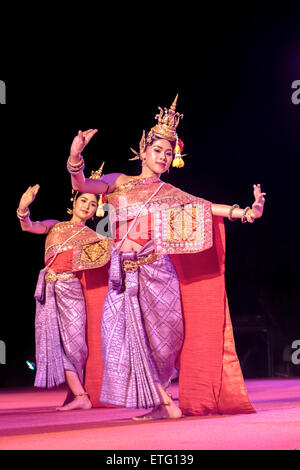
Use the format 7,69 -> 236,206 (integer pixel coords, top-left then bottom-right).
89,162 -> 105,217
130,95 -> 187,168
67,162 -> 106,217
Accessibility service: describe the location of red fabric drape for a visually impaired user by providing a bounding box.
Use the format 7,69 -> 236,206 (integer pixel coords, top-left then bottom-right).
78,266 -> 111,407
171,216 -> 255,415
80,216 -> 255,415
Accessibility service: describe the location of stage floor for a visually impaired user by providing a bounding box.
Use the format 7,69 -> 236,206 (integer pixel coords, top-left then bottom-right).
0,379 -> 299,450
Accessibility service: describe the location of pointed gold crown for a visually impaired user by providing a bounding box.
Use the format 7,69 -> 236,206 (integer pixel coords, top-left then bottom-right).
147,94 -> 183,143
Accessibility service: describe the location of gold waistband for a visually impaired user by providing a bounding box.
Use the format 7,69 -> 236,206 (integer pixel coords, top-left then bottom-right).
45,270 -> 76,283
122,252 -> 158,273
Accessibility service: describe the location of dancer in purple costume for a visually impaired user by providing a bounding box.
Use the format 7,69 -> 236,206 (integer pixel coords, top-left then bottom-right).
67,99 -> 266,420
17,183 -> 110,411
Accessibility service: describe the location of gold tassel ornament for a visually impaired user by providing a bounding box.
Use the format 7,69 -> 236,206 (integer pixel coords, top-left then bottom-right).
172,136 -> 187,168
89,161 -> 106,218
96,194 -> 105,218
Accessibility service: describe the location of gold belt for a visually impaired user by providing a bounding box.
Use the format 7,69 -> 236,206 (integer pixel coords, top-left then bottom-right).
45,270 -> 76,283
122,253 -> 158,273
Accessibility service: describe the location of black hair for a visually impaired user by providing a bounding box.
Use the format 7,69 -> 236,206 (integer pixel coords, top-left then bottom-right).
75,192 -> 100,202
145,133 -> 176,151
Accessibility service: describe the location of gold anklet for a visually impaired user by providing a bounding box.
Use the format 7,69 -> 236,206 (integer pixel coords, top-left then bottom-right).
74,392 -> 89,398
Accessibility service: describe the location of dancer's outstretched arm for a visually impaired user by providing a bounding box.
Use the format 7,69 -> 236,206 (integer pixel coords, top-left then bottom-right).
211,184 -> 266,222
17,185 -> 58,234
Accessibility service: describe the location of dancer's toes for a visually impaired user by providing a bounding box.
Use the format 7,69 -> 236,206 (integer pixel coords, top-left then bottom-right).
132,407 -> 163,421
56,394 -> 92,411
132,402 -> 182,421
165,401 -> 182,419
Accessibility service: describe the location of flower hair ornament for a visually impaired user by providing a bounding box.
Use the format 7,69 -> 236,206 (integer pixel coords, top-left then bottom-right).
129,94 -> 187,168
67,162 -> 106,217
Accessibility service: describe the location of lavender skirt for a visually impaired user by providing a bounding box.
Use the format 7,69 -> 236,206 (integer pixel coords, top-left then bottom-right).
34,271 -> 88,388
100,241 -> 184,409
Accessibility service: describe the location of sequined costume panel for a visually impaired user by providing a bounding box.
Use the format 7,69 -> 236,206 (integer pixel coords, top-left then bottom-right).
106,177 -> 213,255
45,221 -> 112,270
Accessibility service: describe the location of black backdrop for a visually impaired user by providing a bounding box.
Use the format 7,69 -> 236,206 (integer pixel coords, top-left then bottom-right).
1,3 -> 300,386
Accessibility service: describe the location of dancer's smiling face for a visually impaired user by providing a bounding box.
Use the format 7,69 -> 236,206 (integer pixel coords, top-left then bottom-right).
73,193 -> 98,222
141,139 -> 173,176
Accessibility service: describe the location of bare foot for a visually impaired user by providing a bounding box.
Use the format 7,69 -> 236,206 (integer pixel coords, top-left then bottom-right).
132,401 -> 182,421
56,394 -> 92,411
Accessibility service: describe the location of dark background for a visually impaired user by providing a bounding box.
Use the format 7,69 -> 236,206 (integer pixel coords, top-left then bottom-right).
1,2 -> 300,386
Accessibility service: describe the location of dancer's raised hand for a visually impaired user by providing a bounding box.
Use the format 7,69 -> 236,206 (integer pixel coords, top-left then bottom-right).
251,184 -> 266,219
18,184 -> 40,211
70,129 -> 98,158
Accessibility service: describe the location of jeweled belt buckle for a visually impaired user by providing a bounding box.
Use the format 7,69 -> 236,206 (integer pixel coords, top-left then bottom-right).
45,271 -> 76,283
45,271 -> 57,283
138,253 -> 158,266
122,253 -> 158,273
123,259 -> 139,273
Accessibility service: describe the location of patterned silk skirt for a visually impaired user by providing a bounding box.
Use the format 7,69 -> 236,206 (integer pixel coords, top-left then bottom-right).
100,241 -> 184,409
34,271 -> 88,388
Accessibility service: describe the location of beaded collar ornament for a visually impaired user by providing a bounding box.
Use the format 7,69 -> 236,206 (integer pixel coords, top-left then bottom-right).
130,95 -> 187,168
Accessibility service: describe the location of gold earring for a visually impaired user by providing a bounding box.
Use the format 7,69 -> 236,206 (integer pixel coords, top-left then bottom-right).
67,189 -> 77,215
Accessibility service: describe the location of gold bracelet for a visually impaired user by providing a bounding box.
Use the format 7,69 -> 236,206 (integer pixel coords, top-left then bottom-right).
17,207 -> 30,220
241,207 -> 251,223
67,156 -> 85,174
68,155 -> 84,167
246,209 -> 255,223
228,204 -> 239,221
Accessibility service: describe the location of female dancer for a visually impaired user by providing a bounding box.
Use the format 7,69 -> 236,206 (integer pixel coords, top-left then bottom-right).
17,184 -> 111,411
66,97 -> 266,419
